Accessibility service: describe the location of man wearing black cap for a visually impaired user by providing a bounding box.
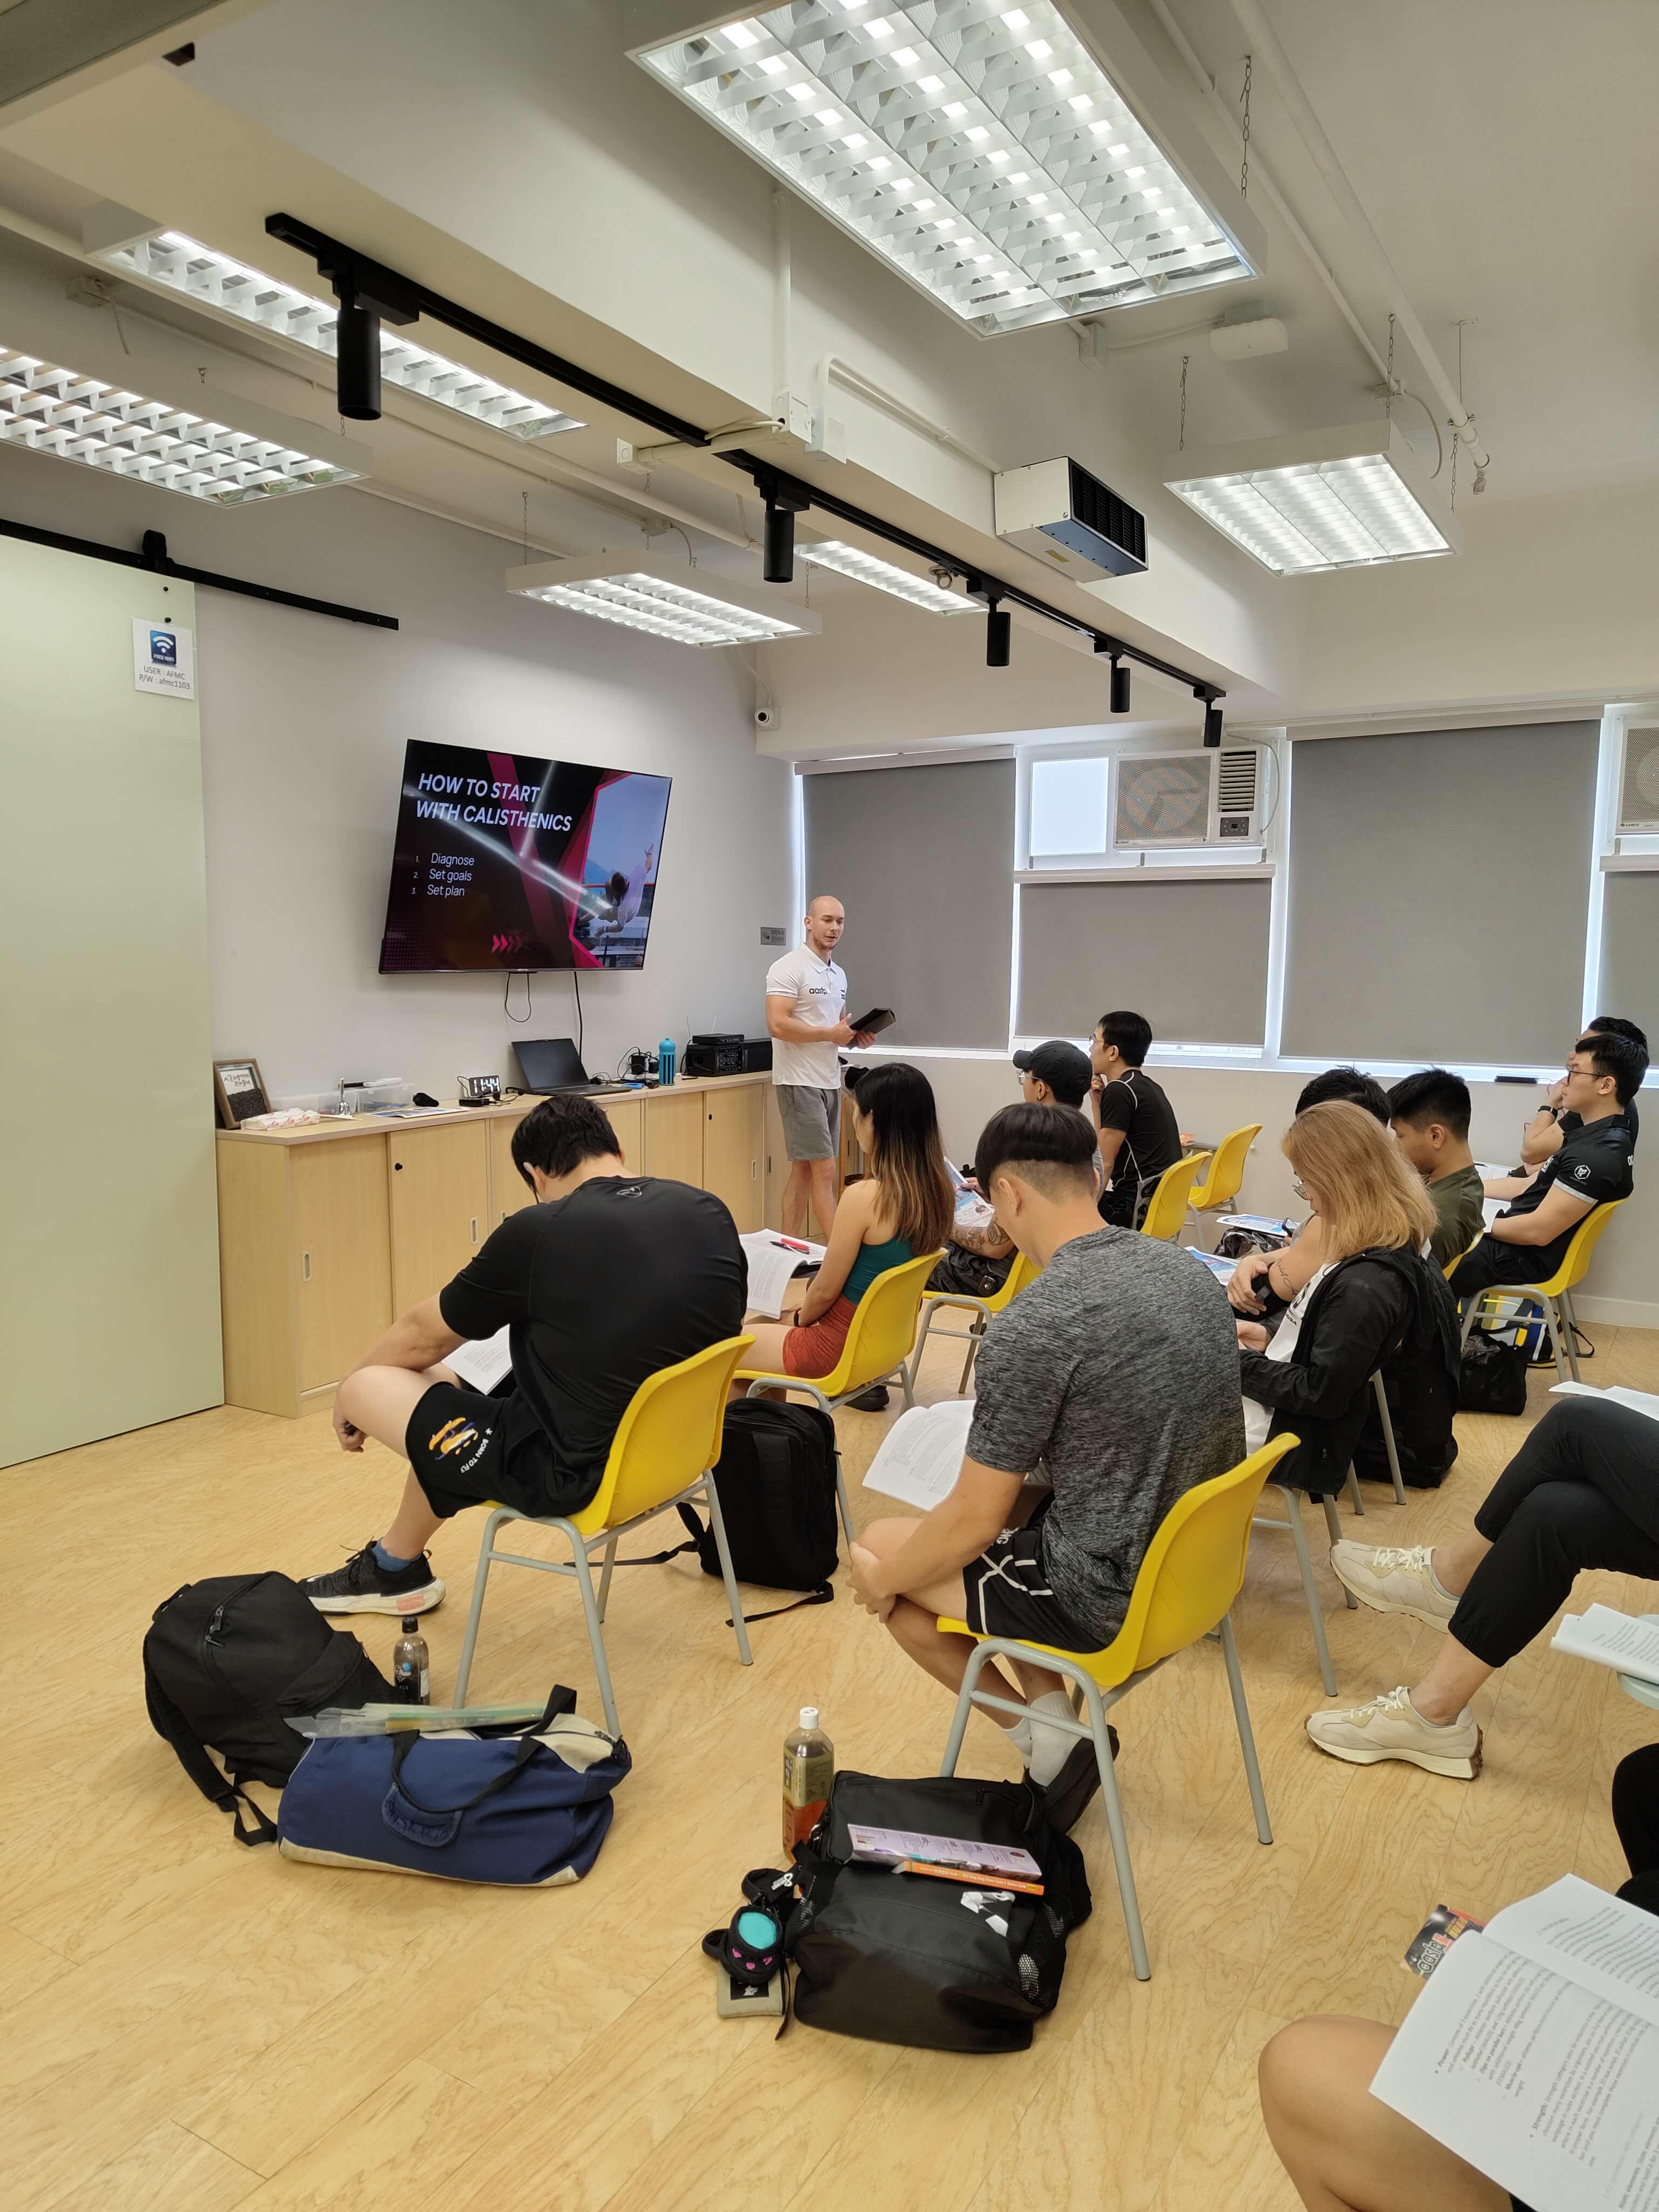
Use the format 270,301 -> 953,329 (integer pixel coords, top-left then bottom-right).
928,1042 -> 1095,1300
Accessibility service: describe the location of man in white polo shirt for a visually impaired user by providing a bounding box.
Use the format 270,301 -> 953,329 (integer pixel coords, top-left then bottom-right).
766,894 -> 873,1237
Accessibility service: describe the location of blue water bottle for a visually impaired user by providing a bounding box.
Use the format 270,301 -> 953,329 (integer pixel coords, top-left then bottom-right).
659,1035 -> 676,1086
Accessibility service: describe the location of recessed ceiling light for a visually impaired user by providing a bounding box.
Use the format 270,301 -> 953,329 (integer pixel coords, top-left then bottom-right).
506,554 -> 821,646
788,81 -> 814,99
632,3 -> 1259,334
83,214 -> 584,440
799,538 -> 979,613
0,342 -> 366,502
759,53 -> 786,73
1164,421 -> 1463,575
725,21 -> 758,46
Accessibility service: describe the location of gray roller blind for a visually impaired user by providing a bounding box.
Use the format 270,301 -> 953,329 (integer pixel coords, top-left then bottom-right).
1599,873 -> 1659,1046
1017,878 -> 1272,1045
803,759 -> 1014,1049
1281,722 -> 1599,1065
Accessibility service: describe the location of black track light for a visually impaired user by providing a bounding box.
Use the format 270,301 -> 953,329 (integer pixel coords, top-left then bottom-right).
763,500 -> 796,584
986,594 -> 1011,667
333,291 -> 382,420
1110,656 -> 1131,716
1203,698 -> 1224,747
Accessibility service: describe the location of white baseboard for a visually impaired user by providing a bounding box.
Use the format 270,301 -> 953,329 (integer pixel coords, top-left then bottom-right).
1571,1296 -> 1659,1332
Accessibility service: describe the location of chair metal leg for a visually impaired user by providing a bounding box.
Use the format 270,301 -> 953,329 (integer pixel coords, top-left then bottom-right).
1558,1293 -> 1582,1383
699,1472 -> 753,1668
1372,1370 -> 1407,1505
1460,1296 -> 1483,1350
564,1523 -> 621,1739
958,1312 -> 984,1397
1077,1668 -> 1150,1981
834,1448 -> 855,1550
1346,1466 -> 1366,1516
1320,1492 -> 1358,1606
913,1303 -> 939,1372
898,1357 -> 916,1411
1219,1613 -> 1272,1846
453,1506 -> 510,1705
1543,1297 -> 1569,1385
1275,1484 -> 1338,1696
938,1639 -> 990,1777
596,1534 -> 619,1623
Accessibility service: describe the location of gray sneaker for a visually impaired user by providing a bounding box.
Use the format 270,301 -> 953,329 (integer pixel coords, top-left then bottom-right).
1330,1541 -> 1456,1628
1306,1685 -> 1481,1779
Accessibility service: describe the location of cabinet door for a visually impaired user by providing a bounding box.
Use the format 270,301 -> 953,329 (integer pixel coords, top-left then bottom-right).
388,1122 -> 491,1312
489,1111 -> 534,1227
702,1084 -> 764,1231
293,1139 -> 394,1392
642,1090 -> 704,1185
601,1094 -> 644,1169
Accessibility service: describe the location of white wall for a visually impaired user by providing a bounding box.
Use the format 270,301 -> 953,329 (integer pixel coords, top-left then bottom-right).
899,1054 -> 1659,1327
0,448 -> 795,1106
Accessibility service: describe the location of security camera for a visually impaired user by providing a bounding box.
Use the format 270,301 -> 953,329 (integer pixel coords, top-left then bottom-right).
754,704 -> 780,731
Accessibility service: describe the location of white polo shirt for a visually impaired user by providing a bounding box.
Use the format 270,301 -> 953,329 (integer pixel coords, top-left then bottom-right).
765,943 -> 847,1089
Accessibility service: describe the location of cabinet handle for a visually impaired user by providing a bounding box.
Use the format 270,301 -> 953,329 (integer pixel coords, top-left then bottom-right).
301,1251 -> 312,1282
751,1161 -> 758,1180
393,1160 -> 404,1172
471,1217 -> 479,1245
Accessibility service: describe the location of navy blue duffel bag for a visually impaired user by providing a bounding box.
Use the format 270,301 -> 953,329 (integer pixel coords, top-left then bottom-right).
278,1685 -> 630,1886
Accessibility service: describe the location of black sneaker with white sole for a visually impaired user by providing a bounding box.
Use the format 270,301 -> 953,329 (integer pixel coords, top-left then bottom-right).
301,1542 -> 445,1617
1041,1726 -> 1118,1835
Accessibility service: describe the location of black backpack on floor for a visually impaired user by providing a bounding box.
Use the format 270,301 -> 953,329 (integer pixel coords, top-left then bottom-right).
143,1572 -> 394,1844
786,1770 -> 1092,2052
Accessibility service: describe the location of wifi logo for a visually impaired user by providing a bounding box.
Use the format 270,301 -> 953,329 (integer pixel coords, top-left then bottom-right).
491,933 -> 524,955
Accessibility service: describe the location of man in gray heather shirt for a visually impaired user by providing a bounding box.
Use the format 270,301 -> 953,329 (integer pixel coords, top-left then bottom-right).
851,1102 -> 1243,1827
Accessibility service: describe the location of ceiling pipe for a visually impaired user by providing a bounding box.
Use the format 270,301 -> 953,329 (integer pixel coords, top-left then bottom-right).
1228,0 -> 1490,472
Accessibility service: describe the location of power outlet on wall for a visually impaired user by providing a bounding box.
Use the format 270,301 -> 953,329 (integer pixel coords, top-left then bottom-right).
760,926 -> 786,946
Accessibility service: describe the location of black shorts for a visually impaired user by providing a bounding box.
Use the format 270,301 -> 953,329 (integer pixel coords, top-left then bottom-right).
404,1383 -> 595,1522
959,1513 -> 1096,1653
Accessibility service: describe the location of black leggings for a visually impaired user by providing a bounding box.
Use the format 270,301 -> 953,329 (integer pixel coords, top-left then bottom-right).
1614,1742 -> 1659,1912
1447,1400 -> 1659,1669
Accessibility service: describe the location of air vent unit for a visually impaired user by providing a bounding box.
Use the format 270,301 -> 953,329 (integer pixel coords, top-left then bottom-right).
1111,747 -> 1265,851
1618,726 -> 1659,833
995,456 -> 1147,581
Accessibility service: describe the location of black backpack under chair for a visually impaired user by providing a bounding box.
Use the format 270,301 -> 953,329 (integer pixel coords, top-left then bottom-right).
144,1572 -> 393,1844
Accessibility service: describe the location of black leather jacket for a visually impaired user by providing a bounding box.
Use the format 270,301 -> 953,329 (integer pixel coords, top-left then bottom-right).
1239,1247 -> 1461,1496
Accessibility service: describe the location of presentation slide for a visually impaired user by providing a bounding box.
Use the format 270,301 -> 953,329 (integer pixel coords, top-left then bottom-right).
379,740 -> 672,974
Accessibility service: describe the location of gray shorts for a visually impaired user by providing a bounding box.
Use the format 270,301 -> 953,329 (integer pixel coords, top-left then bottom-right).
777,1083 -> 841,1163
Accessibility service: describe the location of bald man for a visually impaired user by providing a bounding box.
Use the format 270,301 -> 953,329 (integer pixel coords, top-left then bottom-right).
765,894 -> 873,1238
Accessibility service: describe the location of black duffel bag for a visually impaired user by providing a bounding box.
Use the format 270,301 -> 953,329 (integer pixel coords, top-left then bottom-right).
787,1770 -> 1092,2052
1458,1325 -> 1532,1416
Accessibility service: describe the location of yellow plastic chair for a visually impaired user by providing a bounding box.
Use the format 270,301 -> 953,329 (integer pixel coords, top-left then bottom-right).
1187,1123 -> 1263,1224
937,1433 -> 1299,1982
1138,1151 -> 1212,1240
914,1250 -> 1042,1395
452,1333 -> 754,1736
1459,1199 -> 1625,1384
735,1250 -> 943,1548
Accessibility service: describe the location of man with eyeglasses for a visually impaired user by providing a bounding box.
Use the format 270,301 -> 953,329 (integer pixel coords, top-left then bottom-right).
1518,1015 -> 1645,1170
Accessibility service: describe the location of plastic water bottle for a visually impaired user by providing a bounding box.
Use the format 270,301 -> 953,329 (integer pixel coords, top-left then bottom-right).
392,1621 -> 430,1706
659,1035 -> 677,1086
783,1706 -> 833,1854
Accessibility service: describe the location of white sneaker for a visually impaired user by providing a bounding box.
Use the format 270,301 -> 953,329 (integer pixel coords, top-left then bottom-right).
1306,1685 -> 1482,1779
1330,1541 -> 1456,1628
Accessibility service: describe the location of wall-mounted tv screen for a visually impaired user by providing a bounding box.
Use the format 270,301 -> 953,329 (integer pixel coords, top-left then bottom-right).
379,739 -> 672,973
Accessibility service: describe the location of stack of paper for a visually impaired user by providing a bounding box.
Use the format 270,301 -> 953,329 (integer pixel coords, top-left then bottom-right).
739,1231 -> 825,1320
446,1326 -> 512,1393
1549,1379 -> 1659,1425
861,1400 -> 976,1509
1549,1603 -> 1659,1688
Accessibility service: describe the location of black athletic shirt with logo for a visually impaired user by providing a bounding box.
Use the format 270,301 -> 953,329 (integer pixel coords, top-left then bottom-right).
1558,1100 -> 1641,1146
1495,1116 -> 1635,1277
1095,1068 -> 1183,1226
437,1176 -> 746,1488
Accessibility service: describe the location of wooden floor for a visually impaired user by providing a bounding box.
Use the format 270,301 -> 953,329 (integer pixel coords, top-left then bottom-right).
6,1330 -> 1659,2212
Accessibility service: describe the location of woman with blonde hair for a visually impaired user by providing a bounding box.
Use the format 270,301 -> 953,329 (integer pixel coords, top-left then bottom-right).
1237,1100 -> 1460,1499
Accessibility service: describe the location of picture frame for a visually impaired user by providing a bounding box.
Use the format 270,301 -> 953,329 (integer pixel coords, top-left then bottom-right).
213,1057 -> 270,1129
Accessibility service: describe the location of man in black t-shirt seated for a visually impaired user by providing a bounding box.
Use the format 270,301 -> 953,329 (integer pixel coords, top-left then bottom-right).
1453,1031 -> 1644,1300
1089,1009 -> 1183,1228
301,1094 -> 746,1617
1518,1013 -> 1645,1169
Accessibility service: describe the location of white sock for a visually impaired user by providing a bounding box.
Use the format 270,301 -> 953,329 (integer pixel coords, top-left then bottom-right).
1004,1717 -> 1033,1764
1025,1691 -> 1077,1787
1405,1689 -> 1461,1731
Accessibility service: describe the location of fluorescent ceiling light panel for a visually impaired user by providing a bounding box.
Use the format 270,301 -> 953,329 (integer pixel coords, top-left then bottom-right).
1163,420 -> 1462,575
630,2 -> 1256,333
0,345 -> 366,503
507,553 -> 821,646
799,537 -> 977,612
83,212 -> 584,441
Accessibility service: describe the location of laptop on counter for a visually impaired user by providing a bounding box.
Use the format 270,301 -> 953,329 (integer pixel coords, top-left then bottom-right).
513,1037 -> 632,1098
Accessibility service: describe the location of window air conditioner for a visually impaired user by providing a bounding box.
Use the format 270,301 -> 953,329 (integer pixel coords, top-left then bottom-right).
1617,726 -> 1659,833
1111,746 -> 1266,852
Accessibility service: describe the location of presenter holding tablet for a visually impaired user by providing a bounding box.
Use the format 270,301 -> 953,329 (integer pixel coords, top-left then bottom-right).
766,895 -> 876,1238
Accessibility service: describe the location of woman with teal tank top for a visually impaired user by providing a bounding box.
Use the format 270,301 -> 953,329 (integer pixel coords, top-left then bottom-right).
741,1062 -> 955,1381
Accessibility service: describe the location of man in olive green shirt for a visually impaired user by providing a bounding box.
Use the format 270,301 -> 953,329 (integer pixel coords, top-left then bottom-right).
1387,1070 -> 1487,1271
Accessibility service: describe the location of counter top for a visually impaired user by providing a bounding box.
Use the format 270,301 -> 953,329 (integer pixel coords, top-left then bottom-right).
215,1069 -> 771,1144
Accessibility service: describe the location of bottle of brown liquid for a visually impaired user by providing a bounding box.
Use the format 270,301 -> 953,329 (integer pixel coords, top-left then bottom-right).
392,1621 -> 430,1707
783,1705 -> 833,1854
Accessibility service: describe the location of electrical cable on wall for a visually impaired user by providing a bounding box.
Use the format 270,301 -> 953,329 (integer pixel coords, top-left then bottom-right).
571,965 -> 583,1060
504,970 -> 532,1022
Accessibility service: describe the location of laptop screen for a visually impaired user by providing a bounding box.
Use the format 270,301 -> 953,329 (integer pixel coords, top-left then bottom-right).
514,1037 -> 589,1090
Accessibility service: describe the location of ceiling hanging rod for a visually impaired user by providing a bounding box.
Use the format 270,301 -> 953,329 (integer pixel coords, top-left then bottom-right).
262,213 -> 1222,701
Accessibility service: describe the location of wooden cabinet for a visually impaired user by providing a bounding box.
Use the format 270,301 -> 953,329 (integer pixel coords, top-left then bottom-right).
294,1141 -> 392,1391
387,1121 -> 490,1311
489,1114 -> 534,1228
599,1094 -> 644,1169
642,1089 -> 705,1184
702,1082 -> 764,1231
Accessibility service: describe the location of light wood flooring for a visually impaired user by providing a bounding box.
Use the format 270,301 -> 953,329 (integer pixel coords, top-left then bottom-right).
5,1328 -> 1659,2212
